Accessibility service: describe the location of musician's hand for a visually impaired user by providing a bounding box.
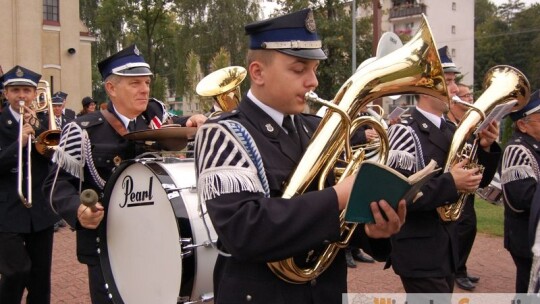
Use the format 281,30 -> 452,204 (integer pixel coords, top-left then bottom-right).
333,174 -> 356,210
479,121 -> 499,151
77,202 -> 105,229
20,123 -> 35,147
449,158 -> 482,192
22,105 -> 40,129
186,114 -> 207,127
364,199 -> 406,238
365,129 -> 379,142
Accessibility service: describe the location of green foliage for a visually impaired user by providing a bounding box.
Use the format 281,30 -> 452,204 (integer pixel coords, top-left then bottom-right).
475,198 -> 504,237
209,48 -> 231,72
475,1 -> 540,93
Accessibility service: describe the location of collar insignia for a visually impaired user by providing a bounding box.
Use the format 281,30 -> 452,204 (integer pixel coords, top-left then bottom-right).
265,123 -> 274,132
422,123 -> 428,129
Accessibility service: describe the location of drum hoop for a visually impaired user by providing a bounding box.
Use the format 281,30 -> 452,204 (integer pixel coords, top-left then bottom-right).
98,159 -> 196,303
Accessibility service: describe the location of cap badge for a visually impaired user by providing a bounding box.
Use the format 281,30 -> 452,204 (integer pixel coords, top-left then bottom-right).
15,68 -> 24,77
265,123 -> 274,132
305,10 -> 316,33
134,45 -> 140,56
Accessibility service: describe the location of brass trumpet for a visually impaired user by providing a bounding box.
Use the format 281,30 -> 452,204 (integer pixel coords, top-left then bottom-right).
196,66 -> 247,115
267,15 -> 449,283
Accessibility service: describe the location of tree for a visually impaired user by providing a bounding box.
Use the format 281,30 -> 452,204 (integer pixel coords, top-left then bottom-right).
276,0 -> 373,100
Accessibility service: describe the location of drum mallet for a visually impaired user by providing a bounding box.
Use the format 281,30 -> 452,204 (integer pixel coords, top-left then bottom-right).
80,189 -> 99,212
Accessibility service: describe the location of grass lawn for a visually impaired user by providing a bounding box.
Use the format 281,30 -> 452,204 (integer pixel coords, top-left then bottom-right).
474,197 -> 504,237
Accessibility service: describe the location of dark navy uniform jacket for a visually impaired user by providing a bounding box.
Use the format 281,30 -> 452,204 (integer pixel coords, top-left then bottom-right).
386,108 -> 500,278
502,131 -> 540,258
195,97 -> 389,304
0,108 -> 59,233
43,100 -> 189,265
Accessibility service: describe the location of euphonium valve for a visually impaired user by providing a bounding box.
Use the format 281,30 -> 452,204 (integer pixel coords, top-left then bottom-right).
267,15 -> 450,283
437,65 -> 530,221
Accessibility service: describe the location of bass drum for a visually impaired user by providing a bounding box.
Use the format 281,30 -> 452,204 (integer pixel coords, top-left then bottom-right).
99,157 -> 217,304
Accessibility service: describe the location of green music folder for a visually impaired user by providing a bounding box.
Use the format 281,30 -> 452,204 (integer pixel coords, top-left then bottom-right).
344,159 -> 439,224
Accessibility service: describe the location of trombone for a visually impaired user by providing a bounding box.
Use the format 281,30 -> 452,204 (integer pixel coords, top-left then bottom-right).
17,80 -> 60,208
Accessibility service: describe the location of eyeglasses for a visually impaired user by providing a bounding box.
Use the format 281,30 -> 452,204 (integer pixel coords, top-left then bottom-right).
458,93 -> 473,99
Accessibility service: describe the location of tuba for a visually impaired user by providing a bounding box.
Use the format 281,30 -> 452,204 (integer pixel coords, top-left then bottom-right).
196,66 -> 247,116
267,15 -> 450,283
437,65 -> 530,221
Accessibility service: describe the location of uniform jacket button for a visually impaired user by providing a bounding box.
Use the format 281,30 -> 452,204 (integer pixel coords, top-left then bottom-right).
310,279 -> 317,286
246,294 -> 252,301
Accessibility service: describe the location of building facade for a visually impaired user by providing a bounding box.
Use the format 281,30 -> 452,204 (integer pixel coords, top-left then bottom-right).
381,0 -> 474,85
0,0 -> 94,112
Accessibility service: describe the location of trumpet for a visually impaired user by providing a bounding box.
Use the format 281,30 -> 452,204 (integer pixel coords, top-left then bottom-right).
17,80 -> 60,208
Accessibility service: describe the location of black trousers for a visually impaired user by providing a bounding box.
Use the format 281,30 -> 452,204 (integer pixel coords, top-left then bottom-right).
400,275 -> 454,304
456,197 -> 477,278
511,253 -> 533,293
88,263 -> 112,304
0,227 -> 54,304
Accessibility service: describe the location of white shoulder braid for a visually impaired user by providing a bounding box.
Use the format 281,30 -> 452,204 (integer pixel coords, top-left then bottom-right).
52,121 -> 86,179
387,123 -> 423,172
195,122 -> 266,202
501,144 -> 540,184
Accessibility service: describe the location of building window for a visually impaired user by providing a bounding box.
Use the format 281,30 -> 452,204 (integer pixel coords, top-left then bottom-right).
452,48 -> 456,58
43,0 -> 59,22
452,2 -> 456,10
452,25 -> 456,34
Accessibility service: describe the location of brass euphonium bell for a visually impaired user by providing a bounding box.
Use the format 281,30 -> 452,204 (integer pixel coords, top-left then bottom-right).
33,80 -> 61,158
437,65 -> 530,221
267,15 -> 450,284
196,66 -> 247,115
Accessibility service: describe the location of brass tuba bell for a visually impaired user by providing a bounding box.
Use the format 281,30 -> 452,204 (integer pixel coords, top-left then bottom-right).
437,65 -> 530,221
267,15 -> 450,283
196,66 -> 247,115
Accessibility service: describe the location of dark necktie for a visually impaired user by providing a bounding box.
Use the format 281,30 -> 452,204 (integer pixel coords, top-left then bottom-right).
283,115 -> 299,143
128,119 -> 136,132
55,117 -> 62,128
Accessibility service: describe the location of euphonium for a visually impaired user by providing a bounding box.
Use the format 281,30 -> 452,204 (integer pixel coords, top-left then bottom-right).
196,66 -> 247,116
267,16 -> 450,283
437,65 -> 530,221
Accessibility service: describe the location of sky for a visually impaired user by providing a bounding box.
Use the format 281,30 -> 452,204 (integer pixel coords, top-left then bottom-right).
491,0 -> 539,6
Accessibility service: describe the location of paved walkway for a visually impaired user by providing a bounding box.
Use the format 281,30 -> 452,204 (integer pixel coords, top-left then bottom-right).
48,228 -> 515,303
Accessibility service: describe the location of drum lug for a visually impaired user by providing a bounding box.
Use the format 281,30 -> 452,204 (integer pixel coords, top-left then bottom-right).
181,238 -> 216,258
178,292 -> 214,303
180,238 -> 194,258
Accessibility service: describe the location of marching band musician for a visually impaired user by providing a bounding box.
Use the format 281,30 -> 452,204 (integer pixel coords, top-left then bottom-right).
43,45 -> 207,304
501,90 -> 540,293
445,83 -> 481,290
384,47 -> 501,298
194,9 -> 405,303
52,91 -> 76,122
0,66 -> 60,303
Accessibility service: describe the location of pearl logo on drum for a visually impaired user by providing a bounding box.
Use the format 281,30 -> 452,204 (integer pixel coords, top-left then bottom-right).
119,175 -> 155,208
